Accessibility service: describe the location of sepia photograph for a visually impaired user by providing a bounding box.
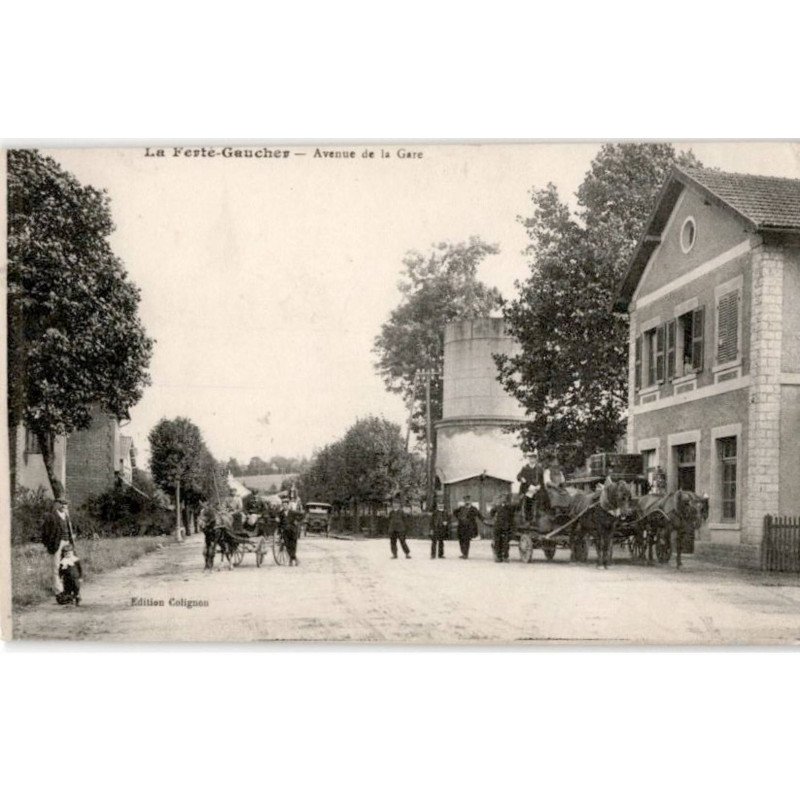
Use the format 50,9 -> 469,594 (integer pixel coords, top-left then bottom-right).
4,141 -> 800,644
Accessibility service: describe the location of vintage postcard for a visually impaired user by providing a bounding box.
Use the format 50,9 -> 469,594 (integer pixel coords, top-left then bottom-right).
3,141 -> 800,644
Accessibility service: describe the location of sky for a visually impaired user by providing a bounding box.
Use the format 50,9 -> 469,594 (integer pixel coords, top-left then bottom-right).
44,142 -> 800,468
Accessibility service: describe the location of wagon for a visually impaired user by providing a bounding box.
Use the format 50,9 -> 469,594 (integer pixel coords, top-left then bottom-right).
227,512 -> 292,567
510,491 -> 594,563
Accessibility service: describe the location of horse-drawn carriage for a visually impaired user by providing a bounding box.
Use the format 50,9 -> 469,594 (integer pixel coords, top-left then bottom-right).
513,479 -> 630,567
201,504 -> 297,569
510,453 -> 708,568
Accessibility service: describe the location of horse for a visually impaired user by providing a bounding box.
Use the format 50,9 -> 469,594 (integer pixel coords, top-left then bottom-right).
634,490 -> 709,568
201,505 -> 238,570
569,479 -> 634,569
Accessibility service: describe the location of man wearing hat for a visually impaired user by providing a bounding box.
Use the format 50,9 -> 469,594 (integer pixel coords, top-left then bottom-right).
491,492 -> 516,563
41,489 -> 75,602
454,495 -> 484,559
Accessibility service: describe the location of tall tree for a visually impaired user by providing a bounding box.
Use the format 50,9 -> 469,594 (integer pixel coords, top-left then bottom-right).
497,144 -> 701,468
7,150 -> 154,494
298,417 -> 425,526
373,237 -> 502,441
148,417 -> 219,539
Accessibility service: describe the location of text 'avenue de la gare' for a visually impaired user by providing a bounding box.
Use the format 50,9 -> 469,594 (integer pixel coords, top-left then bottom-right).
143,146 -> 424,160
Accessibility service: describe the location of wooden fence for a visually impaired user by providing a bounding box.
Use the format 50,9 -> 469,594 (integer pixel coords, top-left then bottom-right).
761,515 -> 800,572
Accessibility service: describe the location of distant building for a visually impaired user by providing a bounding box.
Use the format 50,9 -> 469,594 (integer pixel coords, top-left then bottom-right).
227,471 -> 252,503
615,166 -> 800,566
118,435 -> 136,485
435,318 -> 527,518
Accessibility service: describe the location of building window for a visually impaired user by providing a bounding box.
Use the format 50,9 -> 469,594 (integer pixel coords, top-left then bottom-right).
675,443 -> 696,491
644,328 -> 657,386
716,289 -> 741,366
673,306 -> 705,378
25,428 -> 41,454
24,428 -> 55,455
718,436 -> 737,522
638,325 -> 665,389
680,217 -> 696,253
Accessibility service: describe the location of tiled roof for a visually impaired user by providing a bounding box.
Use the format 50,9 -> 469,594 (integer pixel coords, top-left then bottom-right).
683,167 -> 800,230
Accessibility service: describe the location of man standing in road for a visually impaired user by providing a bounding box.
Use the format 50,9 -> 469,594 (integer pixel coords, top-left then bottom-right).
41,489 -> 76,603
430,503 -> 448,559
455,495 -> 483,559
491,492 -> 516,563
388,498 -> 411,559
280,497 -> 303,566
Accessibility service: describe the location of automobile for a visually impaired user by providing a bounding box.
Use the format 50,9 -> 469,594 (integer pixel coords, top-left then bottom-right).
304,502 -> 333,536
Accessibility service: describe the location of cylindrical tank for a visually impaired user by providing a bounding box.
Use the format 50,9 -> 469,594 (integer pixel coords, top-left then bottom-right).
435,318 -> 527,501
442,318 -> 524,420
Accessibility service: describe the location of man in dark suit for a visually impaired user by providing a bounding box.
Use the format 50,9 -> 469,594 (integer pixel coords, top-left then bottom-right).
455,496 -> 483,559
41,492 -> 75,601
430,504 -> 448,559
491,493 -> 516,563
279,501 -> 303,566
388,498 -> 411,559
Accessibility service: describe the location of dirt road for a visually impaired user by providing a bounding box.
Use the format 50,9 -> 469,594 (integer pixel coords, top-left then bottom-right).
13,535 -> 800,643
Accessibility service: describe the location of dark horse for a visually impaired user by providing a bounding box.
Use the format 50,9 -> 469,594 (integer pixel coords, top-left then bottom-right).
201,506 -> 238,570
635,491 -> 708,568
569,479 -> 633,569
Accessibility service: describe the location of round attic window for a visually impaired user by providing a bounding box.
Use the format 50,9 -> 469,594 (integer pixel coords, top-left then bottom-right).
680,217 -> 696,253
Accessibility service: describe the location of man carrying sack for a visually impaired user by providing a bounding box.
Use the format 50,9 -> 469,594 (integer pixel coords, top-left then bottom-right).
41,489 -> 76,604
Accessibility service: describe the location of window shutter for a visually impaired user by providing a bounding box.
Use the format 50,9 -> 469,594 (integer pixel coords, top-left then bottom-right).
635,335 -> 642,390
716,291 -> 739,364
666,320 -> 676,380
655,324 -> 666,383
691,306 -> 705,371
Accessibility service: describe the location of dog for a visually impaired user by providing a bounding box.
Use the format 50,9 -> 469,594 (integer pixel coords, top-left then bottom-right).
57,543 -> 83,605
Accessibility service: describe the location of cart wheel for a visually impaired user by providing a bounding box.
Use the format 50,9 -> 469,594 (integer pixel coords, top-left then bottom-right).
232,546 -> 245,567
519,533 -> 533,563
543,542 -> 557,561
273,531 -> 290,566
655,530 -> 672,564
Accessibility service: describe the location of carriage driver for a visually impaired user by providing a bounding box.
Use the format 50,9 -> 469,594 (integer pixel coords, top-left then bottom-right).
516,454 -> 543,522
544,456 -> 566,490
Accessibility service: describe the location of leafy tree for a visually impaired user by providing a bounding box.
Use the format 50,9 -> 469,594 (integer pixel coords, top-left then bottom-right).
148,417 -> 221,539
226,457 -> 242,476
298,417 -> 425,528
246,456 -> 270,475
497,144 -> 701,469
373,237 -> 502,441
7,150 -> 154,495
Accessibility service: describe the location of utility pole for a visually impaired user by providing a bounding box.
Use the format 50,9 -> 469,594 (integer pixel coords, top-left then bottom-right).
417,367 -> 440,511
175,477 -> 183,542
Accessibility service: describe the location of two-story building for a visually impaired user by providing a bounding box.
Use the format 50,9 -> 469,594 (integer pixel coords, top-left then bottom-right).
615,167 -> 800,567
15,409 -> 138,507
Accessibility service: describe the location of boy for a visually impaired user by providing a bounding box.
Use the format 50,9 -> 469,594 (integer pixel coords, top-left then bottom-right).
57,543 -> 83,605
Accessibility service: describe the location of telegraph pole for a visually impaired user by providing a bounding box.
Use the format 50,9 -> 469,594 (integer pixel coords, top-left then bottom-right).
417,367 -> 440,511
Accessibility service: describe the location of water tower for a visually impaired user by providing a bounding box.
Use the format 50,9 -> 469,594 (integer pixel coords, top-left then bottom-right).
435,318 -> 527,517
